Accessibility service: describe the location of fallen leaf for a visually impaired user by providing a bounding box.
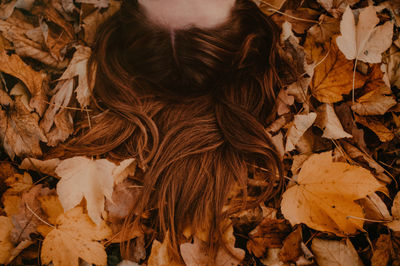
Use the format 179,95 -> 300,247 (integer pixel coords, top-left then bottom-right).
352,65 -> 396,115
20,158 -> 60,177
278,226 -> 302,263
148,235 -> 184,266
336,6 -> 394,63
276,88 -> 294,115
387,191 -> 400,231
0,48 -> 48,115
385,46 -> 400,88
371,234 -> 391,266
58,45 -> 93,107
181,226 -> 245,266
247,219 -> 291,257
76,0 -> 110,9
4,172 -> 32,193
38,194 -> 64,225
260,248 -> 289,266
10,185 -> 51,243
311,238 -> 364,266
0,216 -> 13,264
39,206 -> 112,266
310,39 -> 366,103
315,103 -> 352,139
317,0 -> 360,18
113,158 -> 137,184
285,112 -> 317,152
361,193 -> 392,222
0,97 -> 47,159
355,115 -> 394,142
46,108 -> 74,146
281,151 -> 384,236
55,156 -> 116,225
272,8 -> 320,35
82,0 -> 121,45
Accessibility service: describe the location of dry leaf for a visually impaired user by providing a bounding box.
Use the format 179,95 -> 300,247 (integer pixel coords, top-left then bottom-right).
55,156 -> 116,225
315,103 -> 352,139
180,226 -> 245,266
106,179 -> 140,222
82,0 -> 121,45
0,97 -> 47,159
336,6 -> 394,63
386,46 -> 400,88
310,39 -> 366,103
361,193 -> 392,222
387,191 -> 400,231
58,45 -> 93,107
281,151 -> 384,236
4,172 -> 32,193
247,219 -> 291,257
371,234 -> 392,266
311,238 -> 364,266
113,158 -> 137,184
38,194 -> 64,225
317,0 -> 360,18
148,234 -> 184,266
355,115 -> 394,142
0,216 -> 13,264
276,88 -> 294,115
352,65 -> 396,115
39,206 -> 112,266
279,227 -> 302,263
20,158 -> 60,177
285,112 -> 317,152
10,185 -> 51,243
0,49 -> 48,115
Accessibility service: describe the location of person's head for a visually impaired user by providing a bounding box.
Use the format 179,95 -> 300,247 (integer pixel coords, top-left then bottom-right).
68,0 -> 283,260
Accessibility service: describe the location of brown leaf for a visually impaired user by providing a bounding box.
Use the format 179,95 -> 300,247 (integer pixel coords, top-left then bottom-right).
278,226 -> 302,262
247,219 -> 291,257
355,115 -> 394,142
285,112 -> 317,152
148,235 -> 184,266
20,158 -> 60,178
0,49 -> 48,115
309,39 -> 367,103
0,97 -> 47,159
317,0 -> 360,18
315,103 -> 352,139
371,234 -> 392,266
0,216 -> 14,264
306,14 -> 340,45
272,8 -> 320,34
10,185 -> 51,243
385,46 -> 400,88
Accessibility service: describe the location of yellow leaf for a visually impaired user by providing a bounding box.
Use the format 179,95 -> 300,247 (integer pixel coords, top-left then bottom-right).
148,233 -> 184,266
0,216 -> 13,264
38,195 -> 64,225
40,207 -> 111,266
281,151 -> 384,236
310,39 -> 366,103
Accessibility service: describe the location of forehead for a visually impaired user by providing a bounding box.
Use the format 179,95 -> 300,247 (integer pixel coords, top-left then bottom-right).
137,0 -> 236,29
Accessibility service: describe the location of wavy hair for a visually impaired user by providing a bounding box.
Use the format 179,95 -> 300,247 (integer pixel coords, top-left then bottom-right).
64,0 -> 284,261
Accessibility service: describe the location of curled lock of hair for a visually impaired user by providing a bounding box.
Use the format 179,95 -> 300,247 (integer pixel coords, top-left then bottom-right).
63,0 -> 285,261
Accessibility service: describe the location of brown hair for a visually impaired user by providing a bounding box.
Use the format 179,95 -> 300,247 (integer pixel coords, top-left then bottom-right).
65,0 -> 283,260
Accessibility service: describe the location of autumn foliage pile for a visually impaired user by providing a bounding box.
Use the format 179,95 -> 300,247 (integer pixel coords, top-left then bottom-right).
0,0 -> 400,265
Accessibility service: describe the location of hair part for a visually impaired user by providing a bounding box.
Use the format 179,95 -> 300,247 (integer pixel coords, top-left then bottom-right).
63,0 -> 284,261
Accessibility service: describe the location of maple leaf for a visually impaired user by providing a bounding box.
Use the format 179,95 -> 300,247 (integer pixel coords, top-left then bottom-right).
309,39 -> 367,103
336,6 -> 394,63
281,151 -> 384,236
20,158 -> 60,177
387,192 -> 400,231
39,206 -> 111,266
315,103 -> 352,139
311,238 -> 364,265
0,216 -> 13,264
55,156 -> 116,225
317,0 -> 360,18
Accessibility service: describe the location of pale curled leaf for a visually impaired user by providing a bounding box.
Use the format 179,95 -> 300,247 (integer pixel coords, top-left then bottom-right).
311,238 -> 364,266
281,151 -> 384,236
315,104 -> 352,139
55,157 -> 116,225
285,112 -> 317,152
